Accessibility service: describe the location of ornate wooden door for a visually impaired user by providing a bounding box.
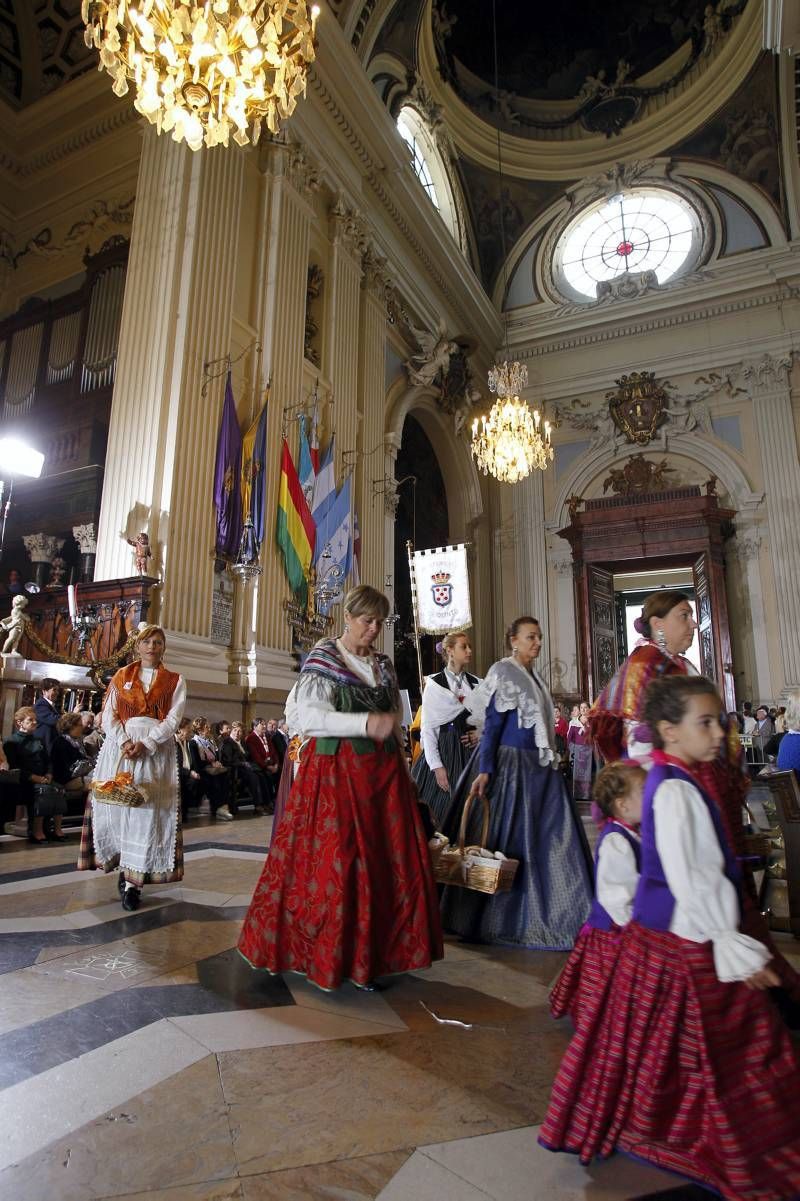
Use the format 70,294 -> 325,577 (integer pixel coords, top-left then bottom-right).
692,550 -> 735,709
692,552 -> 715,679
587,565 -> 618,699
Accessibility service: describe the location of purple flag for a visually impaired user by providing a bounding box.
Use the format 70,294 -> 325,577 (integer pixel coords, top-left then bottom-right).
213,371 -> 243,560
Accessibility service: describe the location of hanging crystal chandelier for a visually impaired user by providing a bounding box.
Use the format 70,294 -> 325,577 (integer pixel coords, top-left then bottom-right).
471,361 -> 552,484
82,0 -> 320,152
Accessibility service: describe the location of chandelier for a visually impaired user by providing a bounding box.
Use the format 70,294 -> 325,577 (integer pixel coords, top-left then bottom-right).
471,361 -> 552,484
82,0 -> 320,151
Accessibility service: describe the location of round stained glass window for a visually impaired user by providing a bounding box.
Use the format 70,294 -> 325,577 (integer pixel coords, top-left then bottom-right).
555,189 -> 702,301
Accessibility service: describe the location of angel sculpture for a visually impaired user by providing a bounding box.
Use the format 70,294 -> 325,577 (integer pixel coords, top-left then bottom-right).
1,594 -> 28,655
404,317 -> 459,389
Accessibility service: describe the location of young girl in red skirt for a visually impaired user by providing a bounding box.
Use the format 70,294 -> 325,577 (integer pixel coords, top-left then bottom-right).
550,761 -> 644,1027
540,675 -> 800,1201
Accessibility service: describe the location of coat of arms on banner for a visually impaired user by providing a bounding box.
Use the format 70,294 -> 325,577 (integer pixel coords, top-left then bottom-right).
431,571 -> 452,607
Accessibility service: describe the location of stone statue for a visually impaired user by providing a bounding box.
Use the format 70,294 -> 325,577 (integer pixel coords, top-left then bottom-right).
404,318 -> 459,389
125,531 -> 153,576
1,594 -> 28,655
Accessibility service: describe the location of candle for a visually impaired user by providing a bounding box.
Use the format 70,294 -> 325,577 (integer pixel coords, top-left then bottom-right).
67,584 -> 77,622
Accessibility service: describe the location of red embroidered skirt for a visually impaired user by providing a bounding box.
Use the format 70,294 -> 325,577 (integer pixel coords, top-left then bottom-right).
549,924 -> 621,1027
238,738 -> 443,991
540,922 -> 800,1201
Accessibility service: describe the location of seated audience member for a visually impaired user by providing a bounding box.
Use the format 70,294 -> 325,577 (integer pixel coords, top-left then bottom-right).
777,689 -> 800,780
4,705 -> 63,843
175,718 -> 202,820
190,716 -> 233,820
51,712 -> 94,810
245,717 -> 281,802
34,679 -> 62,754
218,721 -> 269,814
83,711 -> 105,758
266,718 -> 286,764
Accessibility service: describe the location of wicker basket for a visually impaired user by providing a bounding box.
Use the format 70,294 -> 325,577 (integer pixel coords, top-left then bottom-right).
432,791 -> 519,895
91,753 -> 148,808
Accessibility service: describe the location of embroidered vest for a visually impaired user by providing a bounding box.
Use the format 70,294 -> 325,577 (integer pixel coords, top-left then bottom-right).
587,821 -> 641,932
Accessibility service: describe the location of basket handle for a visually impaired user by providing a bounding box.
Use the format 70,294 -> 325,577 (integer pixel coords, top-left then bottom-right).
112,751 -> 134,776
457,787 -> 490,855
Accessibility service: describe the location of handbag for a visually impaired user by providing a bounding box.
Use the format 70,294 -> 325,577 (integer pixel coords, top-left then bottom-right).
32,782 -> 68,817
205,761 -> 227,776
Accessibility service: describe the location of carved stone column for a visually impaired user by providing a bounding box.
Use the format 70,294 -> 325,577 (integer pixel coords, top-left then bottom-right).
727,521 -> 772,703
327,198 -> 364,469
23,533 -> 62,589
514,468 -> 551,673
95,127 -> 245,650
550,547 -> 578,696
72,523 -> 97,583
744,353 -> 800,688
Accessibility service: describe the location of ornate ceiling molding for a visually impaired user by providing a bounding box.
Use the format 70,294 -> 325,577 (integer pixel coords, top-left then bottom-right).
416,0 -> 763,179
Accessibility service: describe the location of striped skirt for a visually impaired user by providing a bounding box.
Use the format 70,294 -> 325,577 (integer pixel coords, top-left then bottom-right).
540,921 -> 800,1200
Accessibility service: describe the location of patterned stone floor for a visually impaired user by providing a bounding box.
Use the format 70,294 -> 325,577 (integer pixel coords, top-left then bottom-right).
0,813 -> 793,1200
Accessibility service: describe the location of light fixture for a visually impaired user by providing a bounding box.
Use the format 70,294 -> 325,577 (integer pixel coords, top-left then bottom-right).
0,437 -> 45,565
82,0 -> 320,152
230,518 -> 263,583
472,362 -> 552,484
469,0 -> 552,485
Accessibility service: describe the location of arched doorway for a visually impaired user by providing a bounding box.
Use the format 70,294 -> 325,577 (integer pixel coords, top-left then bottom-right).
392,413 -> 449,694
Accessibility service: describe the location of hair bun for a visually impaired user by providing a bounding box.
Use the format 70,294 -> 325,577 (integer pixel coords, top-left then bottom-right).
633,615 -> 648,636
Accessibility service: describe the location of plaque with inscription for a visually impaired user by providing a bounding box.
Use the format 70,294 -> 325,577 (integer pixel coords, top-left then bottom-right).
210,566 -> 235,646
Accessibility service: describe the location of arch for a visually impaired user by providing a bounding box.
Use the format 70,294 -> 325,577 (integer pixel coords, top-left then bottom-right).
395,105 -> 468,252
385,378 -> 485,534
548,433 -> 763,532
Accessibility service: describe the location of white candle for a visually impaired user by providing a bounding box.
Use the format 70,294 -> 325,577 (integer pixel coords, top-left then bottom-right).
67,584 -> 77,621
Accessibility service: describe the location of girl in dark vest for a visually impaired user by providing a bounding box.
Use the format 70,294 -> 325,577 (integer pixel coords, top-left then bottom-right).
540,675 -> 800,1200
550,760 -> 644,1028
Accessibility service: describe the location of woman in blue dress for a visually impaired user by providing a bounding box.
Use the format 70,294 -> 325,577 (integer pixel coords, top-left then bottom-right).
439,616 -> 593,949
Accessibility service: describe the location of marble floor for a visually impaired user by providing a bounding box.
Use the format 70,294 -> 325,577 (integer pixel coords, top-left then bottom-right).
0,814 -> 794,1201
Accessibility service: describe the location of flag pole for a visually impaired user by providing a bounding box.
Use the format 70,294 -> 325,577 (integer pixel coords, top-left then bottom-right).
406,539 -> 425,695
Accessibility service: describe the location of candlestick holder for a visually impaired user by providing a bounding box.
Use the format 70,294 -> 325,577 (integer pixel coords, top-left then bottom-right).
72,607 -> 100,659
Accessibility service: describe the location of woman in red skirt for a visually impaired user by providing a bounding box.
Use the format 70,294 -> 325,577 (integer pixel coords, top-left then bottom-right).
550,761 -> 643,1028
541,675 -> 800,1201
238,584 -> 443,992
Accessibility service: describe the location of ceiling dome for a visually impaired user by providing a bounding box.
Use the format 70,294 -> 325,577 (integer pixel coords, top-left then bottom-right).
441,0 -> 713,102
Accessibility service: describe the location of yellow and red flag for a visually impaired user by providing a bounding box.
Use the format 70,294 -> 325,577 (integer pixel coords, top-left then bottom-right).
276,437 -> 315,606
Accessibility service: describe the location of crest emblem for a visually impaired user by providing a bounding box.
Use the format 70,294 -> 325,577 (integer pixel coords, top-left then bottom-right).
431,570 -> 452,608
607,371 -> 668,446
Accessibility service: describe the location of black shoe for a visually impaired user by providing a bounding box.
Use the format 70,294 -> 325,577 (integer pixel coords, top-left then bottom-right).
117,872 -> 126,897
354,980 -> 385,992
121,886 -> 141,911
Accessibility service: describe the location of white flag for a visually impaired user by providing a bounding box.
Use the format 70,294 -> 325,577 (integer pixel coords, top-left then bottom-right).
411,544 -> 472,635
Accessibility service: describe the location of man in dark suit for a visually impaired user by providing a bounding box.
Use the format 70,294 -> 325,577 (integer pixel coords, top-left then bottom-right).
245,718 -> 280,803
34,679 -> 61,755
266,718 -> 286,765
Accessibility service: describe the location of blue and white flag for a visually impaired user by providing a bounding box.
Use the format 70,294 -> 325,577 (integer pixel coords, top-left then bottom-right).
311,434 -> 336,557
315,474 -> 352,615
297,413 -> 315,510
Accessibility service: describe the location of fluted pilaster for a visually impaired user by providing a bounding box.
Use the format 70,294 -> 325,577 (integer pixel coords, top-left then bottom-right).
255,144 -> 314,652
359,250 -> 388,592
745,354 -> 800,688
326,199 -> 363,468
95,129 -> 193,583
514,468 -> 551,675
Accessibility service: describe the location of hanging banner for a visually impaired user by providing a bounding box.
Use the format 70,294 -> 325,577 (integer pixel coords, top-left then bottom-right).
410,544 -> 472,635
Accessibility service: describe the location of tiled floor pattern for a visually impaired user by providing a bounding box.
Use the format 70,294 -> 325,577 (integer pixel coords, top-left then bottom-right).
0,814 -> 790,1200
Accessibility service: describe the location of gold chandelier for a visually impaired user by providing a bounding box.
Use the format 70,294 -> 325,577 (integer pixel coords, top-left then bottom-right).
82,0 -> 320,152
471,361 -> 552,484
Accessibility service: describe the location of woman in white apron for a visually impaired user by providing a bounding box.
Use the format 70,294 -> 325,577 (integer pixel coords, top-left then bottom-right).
78,625 -> 186,910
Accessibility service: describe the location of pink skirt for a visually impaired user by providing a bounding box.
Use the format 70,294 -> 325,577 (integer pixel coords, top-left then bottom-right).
549,923 -> 622,1028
